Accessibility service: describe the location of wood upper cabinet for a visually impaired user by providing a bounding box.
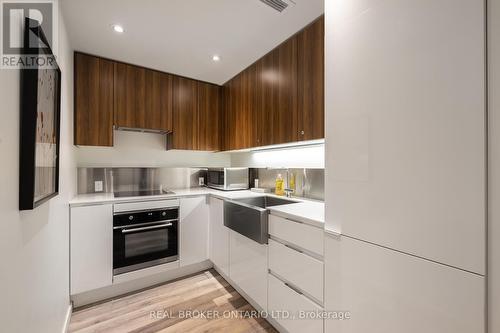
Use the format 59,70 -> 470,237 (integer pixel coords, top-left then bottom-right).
224,76 -> 236,150
223,77 -> 235,150
114,62 -> 146,129
257,52 -> 276,146
297,16 -> 324,140
222,15 -> 323,150
74,16 -> 323,150
75,53 -> 217,150
198,82 -> 222,151
172,76 -> 198,150
254,36 -> 298,147
145,70 -> 173,131
224,67 -> 256,150
114,63 -> 173,132
226,36 -> 300,150
74,53 -> 114,146
273,36 -> 298,145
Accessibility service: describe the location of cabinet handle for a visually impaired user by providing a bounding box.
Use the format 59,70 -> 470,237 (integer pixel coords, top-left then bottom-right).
285,243 -> 303,253
285,282 -> 303,295
300,130 -> 305,135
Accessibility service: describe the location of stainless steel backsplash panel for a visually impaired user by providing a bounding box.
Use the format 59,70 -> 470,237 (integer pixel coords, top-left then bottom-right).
250,168 -> 324,201
78,167 -> 324,201
77,168 -> 208,194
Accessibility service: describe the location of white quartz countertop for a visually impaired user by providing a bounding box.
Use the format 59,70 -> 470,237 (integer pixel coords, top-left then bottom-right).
267,201 -> 324,227
69,188 -> 259,206
69,188 -> 324,227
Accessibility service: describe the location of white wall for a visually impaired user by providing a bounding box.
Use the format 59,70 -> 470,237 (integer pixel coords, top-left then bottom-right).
0,2 -> 75,332
488,0 -> 500,331
76,130 -> 231,167
230,144 -> 324,168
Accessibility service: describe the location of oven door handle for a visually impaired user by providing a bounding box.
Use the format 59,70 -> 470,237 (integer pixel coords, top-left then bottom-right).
113,219 -> 178,230
121,223 -> 173,234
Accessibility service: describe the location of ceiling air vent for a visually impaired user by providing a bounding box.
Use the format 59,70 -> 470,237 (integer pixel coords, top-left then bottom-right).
259,0 -> 294,12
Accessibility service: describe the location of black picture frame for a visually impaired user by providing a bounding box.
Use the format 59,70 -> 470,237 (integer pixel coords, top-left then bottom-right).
19,18 -> 61,210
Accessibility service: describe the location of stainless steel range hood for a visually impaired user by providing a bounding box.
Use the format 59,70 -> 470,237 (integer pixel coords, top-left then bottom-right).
114,126 -> 172,135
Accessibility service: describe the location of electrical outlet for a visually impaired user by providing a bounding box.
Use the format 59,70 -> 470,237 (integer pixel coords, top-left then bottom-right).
94,181 -> 103,192
199,177 -> 205,186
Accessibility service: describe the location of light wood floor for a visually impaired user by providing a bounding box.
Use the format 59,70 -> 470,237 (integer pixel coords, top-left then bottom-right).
69,269 -> 277,333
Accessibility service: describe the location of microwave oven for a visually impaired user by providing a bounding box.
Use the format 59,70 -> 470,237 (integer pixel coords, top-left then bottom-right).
207,168 -> 249,191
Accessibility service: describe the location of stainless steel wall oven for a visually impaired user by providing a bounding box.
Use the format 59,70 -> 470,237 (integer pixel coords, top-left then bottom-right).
113,201 -> 179,275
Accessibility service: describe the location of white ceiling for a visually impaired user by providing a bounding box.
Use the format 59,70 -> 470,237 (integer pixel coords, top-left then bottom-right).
61,0 -> 324,85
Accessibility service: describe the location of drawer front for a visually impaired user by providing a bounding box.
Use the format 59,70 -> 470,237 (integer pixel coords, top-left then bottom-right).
268,274 -> 323,333
269,239 -> 323,302
269,214 -> 324,255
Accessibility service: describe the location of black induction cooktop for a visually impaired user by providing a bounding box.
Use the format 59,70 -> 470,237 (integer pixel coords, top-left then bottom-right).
113,190 -> 175,198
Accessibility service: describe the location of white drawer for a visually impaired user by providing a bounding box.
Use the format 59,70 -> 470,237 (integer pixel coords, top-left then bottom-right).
268,273 -> 323,333
269,239 -> 323,302
269,214 -> 324,256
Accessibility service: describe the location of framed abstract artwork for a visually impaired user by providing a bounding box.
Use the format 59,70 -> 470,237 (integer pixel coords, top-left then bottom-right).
19,18 -> 61,210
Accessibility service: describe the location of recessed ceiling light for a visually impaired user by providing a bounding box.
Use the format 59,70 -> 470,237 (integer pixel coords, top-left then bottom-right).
112,24 -> 124,33
212,55 -> 220,62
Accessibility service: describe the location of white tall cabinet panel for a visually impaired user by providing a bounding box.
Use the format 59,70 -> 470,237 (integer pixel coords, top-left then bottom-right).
229,230 -> 268,311
324,235 -> 485,333
489,0 -> 500,330
325,0 -> 486,274
180,197 -> 209,266
70,204 -> 113,295
209,197 -> 229,276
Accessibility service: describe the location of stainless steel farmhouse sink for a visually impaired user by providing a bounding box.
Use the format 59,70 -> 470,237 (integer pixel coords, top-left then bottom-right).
223,196 -> 299,244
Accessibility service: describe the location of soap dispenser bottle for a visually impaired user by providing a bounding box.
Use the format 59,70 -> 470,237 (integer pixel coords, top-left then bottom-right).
275,174 -> 285,196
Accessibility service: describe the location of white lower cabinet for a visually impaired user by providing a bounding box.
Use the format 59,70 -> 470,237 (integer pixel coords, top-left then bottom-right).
180,196 -> 209,266
268,239 -> 323,303
268,274 -> 323,333
70,204 -> 113,295
269,214 -> 324,256
209,197 -> 230,276
324,235 -> 485,333
229,230 -> 268,311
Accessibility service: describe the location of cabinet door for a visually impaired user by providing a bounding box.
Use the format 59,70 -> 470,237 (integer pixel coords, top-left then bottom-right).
259,51 -> 279,146
224,68 -> 256,150
258,38 -> 298,146
74,53 -> 114,146
223,76 -> 239,150
324,235 -> 484,333
70,204 -> 113,294
145,69 -> 173,131
297,16 -> 324,141
275,36 -> 298,144
173,76 -> 198,150
229,230 -> 268,311
241,66 -> 257,148
209,197 -> 229,276
198,82 -> 222,151
252,59 -> 265,147
325,0 -> 485,274
180,197 -> 209,266
114,62 -> 146,129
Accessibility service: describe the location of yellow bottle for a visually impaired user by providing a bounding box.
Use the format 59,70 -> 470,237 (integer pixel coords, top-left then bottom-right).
275,174 -> 285,196
289,172 -> 296,191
